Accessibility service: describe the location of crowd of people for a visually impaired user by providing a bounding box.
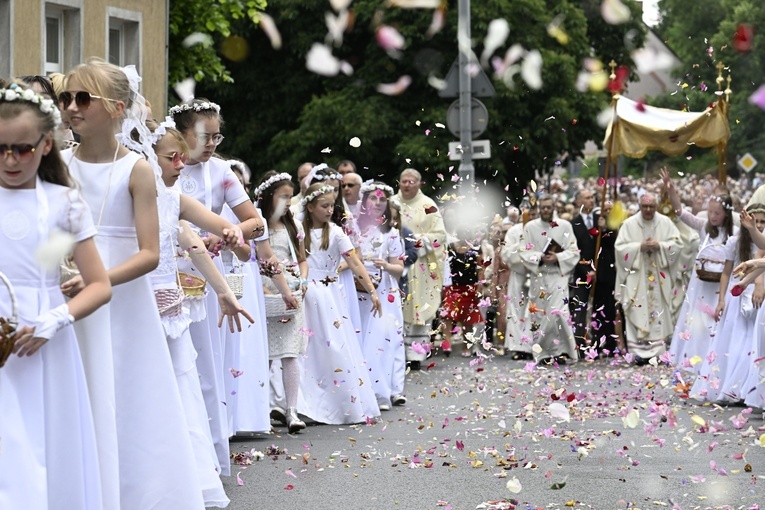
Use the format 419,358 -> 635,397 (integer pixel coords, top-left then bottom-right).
2,60 -> 765,509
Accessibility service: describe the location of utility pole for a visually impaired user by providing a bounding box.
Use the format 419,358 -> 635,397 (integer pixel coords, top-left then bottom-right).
457,0 -> 473,192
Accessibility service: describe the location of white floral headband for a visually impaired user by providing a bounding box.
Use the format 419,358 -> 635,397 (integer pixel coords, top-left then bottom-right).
313,171 -> 343,182
168,101 -> 221,116
710,195 -> 734,211
301,185 -> 336,208
1,84 -> 61,128
254,172 -> 292,197
360,181 -> 394,196
150,116 -> 176,144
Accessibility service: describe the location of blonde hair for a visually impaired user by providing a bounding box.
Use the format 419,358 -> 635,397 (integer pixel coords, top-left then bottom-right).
302,183 -> 333,253
63,57 -> 131,116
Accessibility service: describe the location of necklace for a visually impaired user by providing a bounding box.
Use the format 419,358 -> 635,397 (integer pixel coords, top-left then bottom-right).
180,162 -> 198,195
70,142 -> 120,227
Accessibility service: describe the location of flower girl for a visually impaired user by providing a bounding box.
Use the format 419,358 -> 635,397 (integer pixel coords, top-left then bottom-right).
354,181 -> 407,410
0,83 -> 111,510
255,171 -> 309,432
298,183 -> 382,424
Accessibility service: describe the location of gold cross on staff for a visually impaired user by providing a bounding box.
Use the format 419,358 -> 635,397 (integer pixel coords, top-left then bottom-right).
716,61 -> 725,90
609,60 -> 617,81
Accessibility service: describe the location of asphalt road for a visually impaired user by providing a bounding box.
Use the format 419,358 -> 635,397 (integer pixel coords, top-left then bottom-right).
222,354 -> 765,510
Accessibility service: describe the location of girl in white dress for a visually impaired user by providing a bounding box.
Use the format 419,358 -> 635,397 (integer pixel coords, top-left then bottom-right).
662,169 -> 736,372
59,59 -> 205,509
690,204 -> 765,402
355,182 -> 407,410
0,83 -> 111,510
170,98 -> 297,472
255,171 -> 309,433
151,123 -> 256,507
298,183 -> 383,424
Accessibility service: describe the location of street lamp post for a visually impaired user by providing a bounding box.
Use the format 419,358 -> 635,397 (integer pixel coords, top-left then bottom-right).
457,0 -> 474,192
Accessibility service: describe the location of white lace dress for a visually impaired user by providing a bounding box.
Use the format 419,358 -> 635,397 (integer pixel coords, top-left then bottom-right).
150,188 -> 229,507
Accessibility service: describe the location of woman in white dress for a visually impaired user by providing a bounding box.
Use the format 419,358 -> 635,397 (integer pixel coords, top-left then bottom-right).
297,183 -> 383,424
59,59 -> 205,509
691,204 -> 765,402
662,169 -> 736,372
354,181 -> 407,410
255,171 -> 310,433
0,83 -> 111,510
170,98 -> 297,472
151,123 -> 256,506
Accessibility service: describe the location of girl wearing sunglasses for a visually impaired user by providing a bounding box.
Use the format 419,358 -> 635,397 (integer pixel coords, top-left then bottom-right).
0,84 -> 111,508
59,58 -> 208,510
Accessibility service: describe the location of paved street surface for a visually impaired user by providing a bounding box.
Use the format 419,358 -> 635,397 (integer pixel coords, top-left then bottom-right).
224,355 -> 765,509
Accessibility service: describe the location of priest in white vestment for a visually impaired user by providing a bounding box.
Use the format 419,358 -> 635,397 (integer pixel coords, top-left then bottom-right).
614,193 -> 681,362
519,196 -> 580,364
395,168 -> 446,368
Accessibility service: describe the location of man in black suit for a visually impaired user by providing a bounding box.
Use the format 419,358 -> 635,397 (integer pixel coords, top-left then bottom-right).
569,189 -> 598,356
591,201 -> 619,356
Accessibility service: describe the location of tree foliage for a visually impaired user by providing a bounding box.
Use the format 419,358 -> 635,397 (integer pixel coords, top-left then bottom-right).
168,0 -> 268,86
654,0 -> 765,176
199,0 -> 644,198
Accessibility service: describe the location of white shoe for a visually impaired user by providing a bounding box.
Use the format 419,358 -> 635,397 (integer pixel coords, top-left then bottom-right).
391,394 -> 407,406
270,407 -> 286,425
286,407 -> 306,434
377,399 -> 391,411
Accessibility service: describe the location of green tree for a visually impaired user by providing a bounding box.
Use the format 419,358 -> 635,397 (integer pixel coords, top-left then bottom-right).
654,0 -> 765,177
200,0 -> 644,200
168,0 -> 268,86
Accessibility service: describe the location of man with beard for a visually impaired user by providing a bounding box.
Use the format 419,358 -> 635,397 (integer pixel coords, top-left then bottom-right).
395,168 -> 446,369
520,194 -> 580,365
614,192 -> 681,363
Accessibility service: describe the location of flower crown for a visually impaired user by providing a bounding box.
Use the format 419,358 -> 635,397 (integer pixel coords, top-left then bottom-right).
710,195 -> 734,211
313,171 -> 343,182
0,84 -> 61,128
360,181 -> 394,196
168,101 -> 221,116
254,172 -> 292,197
301,185 -> 336,208
150,116 -> 176,144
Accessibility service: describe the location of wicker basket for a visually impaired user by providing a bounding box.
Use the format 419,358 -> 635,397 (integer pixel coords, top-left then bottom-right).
264,293 -> 300,318
60,257 -> 80,285
0,271 -> 19,369
154,288 -> 185,318
178,271 -> 206,297
226,259 -> 245,299
696,259 -> 723,283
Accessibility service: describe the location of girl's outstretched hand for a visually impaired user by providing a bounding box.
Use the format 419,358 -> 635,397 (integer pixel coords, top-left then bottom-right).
217,291 -> 255,333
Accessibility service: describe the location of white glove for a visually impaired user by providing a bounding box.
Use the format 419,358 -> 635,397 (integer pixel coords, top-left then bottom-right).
33,303 -> 75,341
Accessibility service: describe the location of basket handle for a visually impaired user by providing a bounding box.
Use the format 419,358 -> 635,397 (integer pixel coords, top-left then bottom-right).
0,270 -> 19,327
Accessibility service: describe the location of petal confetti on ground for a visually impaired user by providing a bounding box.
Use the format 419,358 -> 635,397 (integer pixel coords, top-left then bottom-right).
226,354 -> 765,509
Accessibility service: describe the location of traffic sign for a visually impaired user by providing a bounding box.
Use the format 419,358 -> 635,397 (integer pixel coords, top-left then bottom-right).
448,140 -> 491,161
438,56 -> 496,98
738,153 -> 758,173
446,98 -> 488,138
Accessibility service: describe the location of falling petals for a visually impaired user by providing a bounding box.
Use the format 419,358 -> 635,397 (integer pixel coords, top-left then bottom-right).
520,50 -> 543,90
601,0 -> 631,25
749,85 -> 765,111
548,402 -> 570,422
36,231 -> 76,270
259,13 -> 282,50
506,476 -> 522,494
481,19 -> 510,66
376,25 -> 405,51
306,43 -> 353,76
732,24 -> 754,53
377,75 -> 413,96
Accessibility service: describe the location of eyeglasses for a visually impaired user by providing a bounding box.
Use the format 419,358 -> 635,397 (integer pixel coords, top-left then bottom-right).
196,133 -> 225,146
341,183 -> 359,189
0,134 -> 46,162
58,90 -> 118,110
157,152 -> 188,169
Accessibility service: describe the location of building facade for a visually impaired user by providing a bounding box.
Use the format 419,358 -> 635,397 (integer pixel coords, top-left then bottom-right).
1,0 -> 168,110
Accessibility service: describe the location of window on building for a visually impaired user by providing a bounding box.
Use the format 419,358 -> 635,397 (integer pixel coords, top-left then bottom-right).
43,2 -> 82,75
107,9 -> 141,72
0,0 -> 11,80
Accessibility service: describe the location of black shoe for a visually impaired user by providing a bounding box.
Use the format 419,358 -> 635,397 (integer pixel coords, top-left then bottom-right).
539,357 -> 553,365
408,360 -> 421,371
554,356 -> 567,366
511,352 -> 533,361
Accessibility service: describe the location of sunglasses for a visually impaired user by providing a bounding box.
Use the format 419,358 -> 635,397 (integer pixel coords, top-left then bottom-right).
157,152 -> 188,168
195,133 -> 225,146
58,90 -> 118,110
0,134 -> 46,162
